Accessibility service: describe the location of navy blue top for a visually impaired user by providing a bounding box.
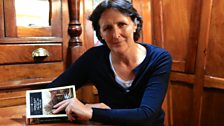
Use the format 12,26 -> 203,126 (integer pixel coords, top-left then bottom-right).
47,43 -> 172,126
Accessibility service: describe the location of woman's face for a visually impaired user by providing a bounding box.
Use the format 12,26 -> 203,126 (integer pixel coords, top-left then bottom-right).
99,8 -> 137,54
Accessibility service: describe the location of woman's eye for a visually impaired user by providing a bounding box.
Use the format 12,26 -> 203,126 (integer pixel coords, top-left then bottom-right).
103,26 -> 111,31
118,22 -> 126,27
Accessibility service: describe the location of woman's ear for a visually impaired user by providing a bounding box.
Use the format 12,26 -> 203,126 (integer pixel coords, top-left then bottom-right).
134,25 -> 137,33
134,18 -> 138,32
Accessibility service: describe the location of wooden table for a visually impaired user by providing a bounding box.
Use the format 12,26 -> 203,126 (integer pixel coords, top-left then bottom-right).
0,105 -> 109,126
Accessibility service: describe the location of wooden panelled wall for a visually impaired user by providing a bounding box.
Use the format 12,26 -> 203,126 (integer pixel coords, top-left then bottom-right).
151,0 -> 224,126
77,0 -> 224,126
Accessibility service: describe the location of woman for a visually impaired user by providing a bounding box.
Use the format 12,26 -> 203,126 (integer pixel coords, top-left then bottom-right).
48,0 -> 172,125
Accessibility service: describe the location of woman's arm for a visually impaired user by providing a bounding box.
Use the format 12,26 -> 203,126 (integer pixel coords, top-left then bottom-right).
85,103 -> 111,109
46,49 -> 92,89
52,98 -> 110,121
91,51 -> 172,125
51,47 -> 172,125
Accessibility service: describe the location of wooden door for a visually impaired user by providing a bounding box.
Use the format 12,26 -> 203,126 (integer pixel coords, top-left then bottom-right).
152,0 -> 224,126
199,0 -> 224,125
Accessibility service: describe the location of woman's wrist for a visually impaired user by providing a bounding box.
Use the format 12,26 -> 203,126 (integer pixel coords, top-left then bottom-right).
85,103 -> 110,109
85,104 -> 93,120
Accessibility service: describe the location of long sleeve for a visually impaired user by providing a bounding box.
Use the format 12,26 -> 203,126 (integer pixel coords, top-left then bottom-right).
46,50 -> 92,89
91,47 -> 172,126
45,44 -> 172,126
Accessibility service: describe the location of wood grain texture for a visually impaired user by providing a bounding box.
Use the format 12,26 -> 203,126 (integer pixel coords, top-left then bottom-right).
17,27 -> 52,37
204,75 -> 224,89
206,0 -> 224,78
192,0 -> 211,125
51,0 -> 62,36
0,62 -> 63,82
133,0 -> 152,44
201,88 -> 224,126
4,0 -> 17,37
0,44 -> 62,64
0,0 -> 4,37
0,37 -> 63,43
0,82 -> 55,108
152,0 -> 224,125
0,0 -> 65,108
170,82 -> 193,126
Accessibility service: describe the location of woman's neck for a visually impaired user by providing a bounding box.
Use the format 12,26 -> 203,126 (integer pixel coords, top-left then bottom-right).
111,43 -> 146,67
110,43 -> 146,81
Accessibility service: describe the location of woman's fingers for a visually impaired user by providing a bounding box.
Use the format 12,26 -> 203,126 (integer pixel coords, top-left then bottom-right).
53,100 -> 67,108
65,105 -> 76,121
52,100 -> 70,114
52,98 -> 93,121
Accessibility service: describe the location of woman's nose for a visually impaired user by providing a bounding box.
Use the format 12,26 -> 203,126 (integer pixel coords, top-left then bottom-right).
112,27 -> 120,39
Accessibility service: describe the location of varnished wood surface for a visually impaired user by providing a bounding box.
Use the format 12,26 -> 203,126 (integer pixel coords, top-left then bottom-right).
132,0 -> 152,43
0,0 -> 4,37
0,62 -> 63,82
17,27 -> 52,37
0,37 -> 63,43
0,62 -> 63,107
206,0 -> 224,77
0,105 -> 110,126
0,44 -> 62,64
151,0 -> 224,125
4,0 -> 17,37
0,0 -> 66,108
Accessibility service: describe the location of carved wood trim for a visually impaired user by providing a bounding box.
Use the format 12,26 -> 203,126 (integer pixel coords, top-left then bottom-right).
67,0 -> 84,63
67,0 -> 82,46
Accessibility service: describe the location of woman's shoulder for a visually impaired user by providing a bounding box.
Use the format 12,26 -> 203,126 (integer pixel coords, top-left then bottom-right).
74,45 -> 109,66
140,42 -> 172,61
141,43 -> 170,54
82,45 -> 109,57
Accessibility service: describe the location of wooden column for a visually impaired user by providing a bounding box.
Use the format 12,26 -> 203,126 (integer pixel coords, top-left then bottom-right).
67,0 -> 83,63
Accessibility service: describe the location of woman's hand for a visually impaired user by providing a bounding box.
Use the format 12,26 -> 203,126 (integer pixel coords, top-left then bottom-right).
53,98 -> 93,121
85,103 -> 111,109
